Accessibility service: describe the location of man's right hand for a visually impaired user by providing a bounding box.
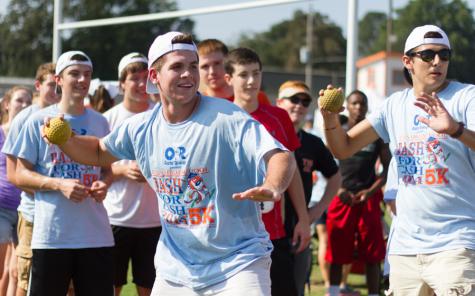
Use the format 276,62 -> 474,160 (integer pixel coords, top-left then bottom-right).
59,179 -> 90,203
113,161 -> 146,182
124,162 -> 146,182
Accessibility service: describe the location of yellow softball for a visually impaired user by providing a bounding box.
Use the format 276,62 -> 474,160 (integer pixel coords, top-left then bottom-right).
319,88 -> 344,113
44,117 -> 72,145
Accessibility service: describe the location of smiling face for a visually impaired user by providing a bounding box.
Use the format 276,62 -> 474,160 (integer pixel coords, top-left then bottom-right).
276,90 -> 312,127
403,44 -> 449,92
7,89 -> 32,120
121,69 -> 149,105
225,62 -> 262,103
149,50 -> 200,107
56,64 -> 92,102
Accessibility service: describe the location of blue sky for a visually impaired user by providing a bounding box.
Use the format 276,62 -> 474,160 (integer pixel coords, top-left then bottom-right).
1,0 -> 475,45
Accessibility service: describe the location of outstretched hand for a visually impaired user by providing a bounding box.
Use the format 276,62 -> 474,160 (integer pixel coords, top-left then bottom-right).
414,92 -> 459,135
232,186 -> 282,202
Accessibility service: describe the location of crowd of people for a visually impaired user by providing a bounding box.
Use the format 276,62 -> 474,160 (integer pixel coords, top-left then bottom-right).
0,23 -> 472,296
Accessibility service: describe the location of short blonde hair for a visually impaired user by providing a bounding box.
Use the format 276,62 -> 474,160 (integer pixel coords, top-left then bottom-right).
278,80 -> 309,93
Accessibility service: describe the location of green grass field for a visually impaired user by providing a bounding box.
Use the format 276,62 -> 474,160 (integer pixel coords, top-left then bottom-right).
119,245 -> 372,296
120,209 -> 393,296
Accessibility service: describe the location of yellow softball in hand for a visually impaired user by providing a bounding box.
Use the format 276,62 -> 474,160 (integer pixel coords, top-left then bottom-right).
44,117 -> 72,145
319,88 -> 344,113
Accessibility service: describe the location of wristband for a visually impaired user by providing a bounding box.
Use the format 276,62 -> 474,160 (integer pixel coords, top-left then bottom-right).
449,122 -> 465,138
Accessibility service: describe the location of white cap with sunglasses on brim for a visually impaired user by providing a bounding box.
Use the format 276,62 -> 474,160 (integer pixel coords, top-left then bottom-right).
146,31 -> 198,94
118,52 -> 148,79
55,50 -> 93,75
404,25 -> 451,54
278,87 -> 312,100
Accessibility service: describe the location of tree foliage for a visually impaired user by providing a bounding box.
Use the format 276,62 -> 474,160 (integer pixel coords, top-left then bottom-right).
358,12 -> 387,56
0,0 -> 194,79
238,10 -> 346,72
0,0 -> 54,77
393,0 -> 475,83
358,0 -> 475,83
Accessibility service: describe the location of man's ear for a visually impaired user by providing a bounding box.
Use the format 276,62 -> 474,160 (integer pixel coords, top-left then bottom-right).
402,55 -> 413,71
275,98 -> 285,107
224,73 -> 232,86
34,80 -> 41,91
118,81 -> 125,94
54,75 -> 62,87
149,68 -> 161,90
149,69 -> 158,84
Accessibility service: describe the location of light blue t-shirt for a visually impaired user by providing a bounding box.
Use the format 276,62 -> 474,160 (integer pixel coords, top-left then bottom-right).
383,159 -> 397,202
383,158 -> 397,276
103,96 -> 281,289
2,104 -> 40,222
368,81 -> 475,255
9,104 -> 114,249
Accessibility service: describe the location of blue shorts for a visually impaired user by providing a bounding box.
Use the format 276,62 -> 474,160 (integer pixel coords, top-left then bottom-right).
0,207 -> 18,244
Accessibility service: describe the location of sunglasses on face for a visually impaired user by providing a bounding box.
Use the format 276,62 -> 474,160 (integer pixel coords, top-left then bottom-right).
285,95 -> 312,107
409,48 -> 451,62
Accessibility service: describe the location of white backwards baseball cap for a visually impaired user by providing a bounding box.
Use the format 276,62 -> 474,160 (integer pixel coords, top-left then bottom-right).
118,52 -> 148,79
146,31 -> 198,94
55,50 -> 93,75
404,25 -> 451,54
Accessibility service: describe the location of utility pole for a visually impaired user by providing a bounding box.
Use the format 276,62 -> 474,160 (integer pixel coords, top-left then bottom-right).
52,0 -> 63,62
385,0 -> 393,97
345,0 -> 358,95
305,2 -> 314,90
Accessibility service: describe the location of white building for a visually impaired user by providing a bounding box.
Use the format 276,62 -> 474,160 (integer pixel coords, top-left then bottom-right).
356,51 -> 409,113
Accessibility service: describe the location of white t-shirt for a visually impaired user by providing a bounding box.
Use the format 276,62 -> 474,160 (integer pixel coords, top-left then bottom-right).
103,103 -> 161,228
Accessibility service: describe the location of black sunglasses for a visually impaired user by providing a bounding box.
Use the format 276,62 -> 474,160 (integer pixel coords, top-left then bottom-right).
409,48 -> 451,62
285,95 -> 312,107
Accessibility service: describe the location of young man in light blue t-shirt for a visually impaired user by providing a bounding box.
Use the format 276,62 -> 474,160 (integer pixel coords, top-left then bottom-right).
10,51 -> 114,296
320,25 -> 475,295
41,32 -> 297,296
2,62 -> 60,296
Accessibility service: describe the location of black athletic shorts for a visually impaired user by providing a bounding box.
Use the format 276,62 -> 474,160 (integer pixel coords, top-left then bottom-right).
111,225 -> 162,289
30,247 -> 114,296
270,238 -> 298,296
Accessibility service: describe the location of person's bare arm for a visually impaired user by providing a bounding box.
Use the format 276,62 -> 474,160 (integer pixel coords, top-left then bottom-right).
57,135 -> 118,167
286,169 -> 311,253
233,149 -> 296,202
353,143 -> 391,204
110,161 -> 146,183
308,170 -> 342,222
318,86 -> 380,159
456,128 -> 475,151
322,114 -> 380,159
15,158 -> 90,203
6,156 -> 34,195
386,200 -> 397,216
